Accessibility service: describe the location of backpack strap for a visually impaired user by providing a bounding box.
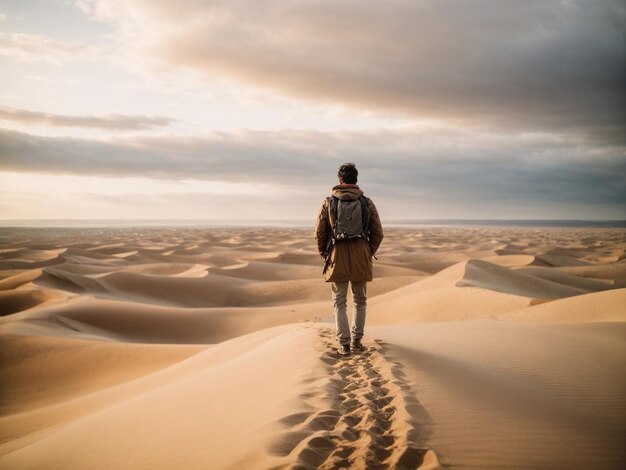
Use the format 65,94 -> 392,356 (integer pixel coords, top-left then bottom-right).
359,195 -> 370,240
327,196 -> 339,240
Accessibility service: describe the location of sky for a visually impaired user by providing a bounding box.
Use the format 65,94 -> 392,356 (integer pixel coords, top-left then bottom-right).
0,0 -> 625,222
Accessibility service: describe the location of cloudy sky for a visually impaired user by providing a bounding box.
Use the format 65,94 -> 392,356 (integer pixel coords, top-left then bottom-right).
0,0 -> 624,222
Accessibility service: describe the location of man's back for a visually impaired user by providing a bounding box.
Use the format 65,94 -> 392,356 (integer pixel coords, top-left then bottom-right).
313,163 -> 383,355
314,183 -> 383,283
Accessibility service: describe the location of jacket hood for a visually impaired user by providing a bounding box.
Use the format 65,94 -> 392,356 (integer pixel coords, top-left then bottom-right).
332,184 -> 363,201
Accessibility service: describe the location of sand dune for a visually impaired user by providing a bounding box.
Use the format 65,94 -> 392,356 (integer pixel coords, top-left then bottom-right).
0,324 -> 324,469
0,225 -> 624,469
209,260 -> 320,281
380,251 -> 469,274
1,295 -> 325,343
37,267 -> 253,307
559,261 -> 626,288
368,261 -> 532,323
370,320 -> 626,469
498,288 -> 626,323
516,265 -> 613,289
457,259 -> 592,299
30,260 -> 421,310
0,288 -> 64,316
367,254 -> 622,323
477,253 -> 536,267
0,269 -> 43,291
0,247 -> 66,262
0,334 -> 205,414
0,255 -> 65,270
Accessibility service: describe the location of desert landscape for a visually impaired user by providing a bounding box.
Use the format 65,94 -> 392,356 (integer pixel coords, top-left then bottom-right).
0,225 -> 625,469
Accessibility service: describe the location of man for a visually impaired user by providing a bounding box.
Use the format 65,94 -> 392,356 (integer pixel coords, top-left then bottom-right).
314,163 -> 384,356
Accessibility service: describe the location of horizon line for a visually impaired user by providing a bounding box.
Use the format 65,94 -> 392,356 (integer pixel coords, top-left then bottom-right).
1,218 -> 625,229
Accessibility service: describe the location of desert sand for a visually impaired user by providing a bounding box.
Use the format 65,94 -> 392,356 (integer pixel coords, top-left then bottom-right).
0,225 -> 625,469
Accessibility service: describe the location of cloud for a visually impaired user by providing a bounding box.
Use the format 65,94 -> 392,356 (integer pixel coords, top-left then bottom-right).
0,32 -> 101,63
83,0 -> 626,138
0,106 -> 175,130
1,126 -> 624,218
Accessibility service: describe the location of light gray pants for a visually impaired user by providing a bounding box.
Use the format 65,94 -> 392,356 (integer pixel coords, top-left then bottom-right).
331,281 -> 367,346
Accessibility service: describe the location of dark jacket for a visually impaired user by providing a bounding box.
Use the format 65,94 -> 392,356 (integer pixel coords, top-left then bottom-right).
314,184 -> 384,282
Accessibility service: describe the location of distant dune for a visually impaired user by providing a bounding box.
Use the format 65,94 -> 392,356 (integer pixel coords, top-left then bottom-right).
0,226 -> 624,469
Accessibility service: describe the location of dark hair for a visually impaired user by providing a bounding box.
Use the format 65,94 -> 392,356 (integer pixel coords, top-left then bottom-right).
337,162 -> 358,184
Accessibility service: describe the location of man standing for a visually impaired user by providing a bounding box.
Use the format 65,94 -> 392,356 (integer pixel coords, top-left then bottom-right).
314,163 -> 384,356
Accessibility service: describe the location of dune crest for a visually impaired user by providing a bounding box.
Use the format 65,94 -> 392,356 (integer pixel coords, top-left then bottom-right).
457,258 -> 593,299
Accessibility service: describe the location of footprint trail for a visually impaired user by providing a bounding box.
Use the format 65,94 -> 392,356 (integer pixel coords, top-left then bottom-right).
267,325 -> 439,469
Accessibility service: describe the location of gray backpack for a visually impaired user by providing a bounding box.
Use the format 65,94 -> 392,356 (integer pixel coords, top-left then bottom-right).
327,195 -> 370,241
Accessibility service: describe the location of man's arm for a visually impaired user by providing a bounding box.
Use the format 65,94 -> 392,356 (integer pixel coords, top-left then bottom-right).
368,199 -> 384,256
314,198 -> 329,257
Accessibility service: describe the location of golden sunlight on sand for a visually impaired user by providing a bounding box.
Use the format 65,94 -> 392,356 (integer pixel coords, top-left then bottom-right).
0,226 -> 624,469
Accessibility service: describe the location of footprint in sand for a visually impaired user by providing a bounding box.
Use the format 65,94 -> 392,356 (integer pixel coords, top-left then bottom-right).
266,326 -> 436,470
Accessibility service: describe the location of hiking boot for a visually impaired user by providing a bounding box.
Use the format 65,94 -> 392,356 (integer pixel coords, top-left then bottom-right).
337,344 -> 351,356
351,339 -> 365,351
